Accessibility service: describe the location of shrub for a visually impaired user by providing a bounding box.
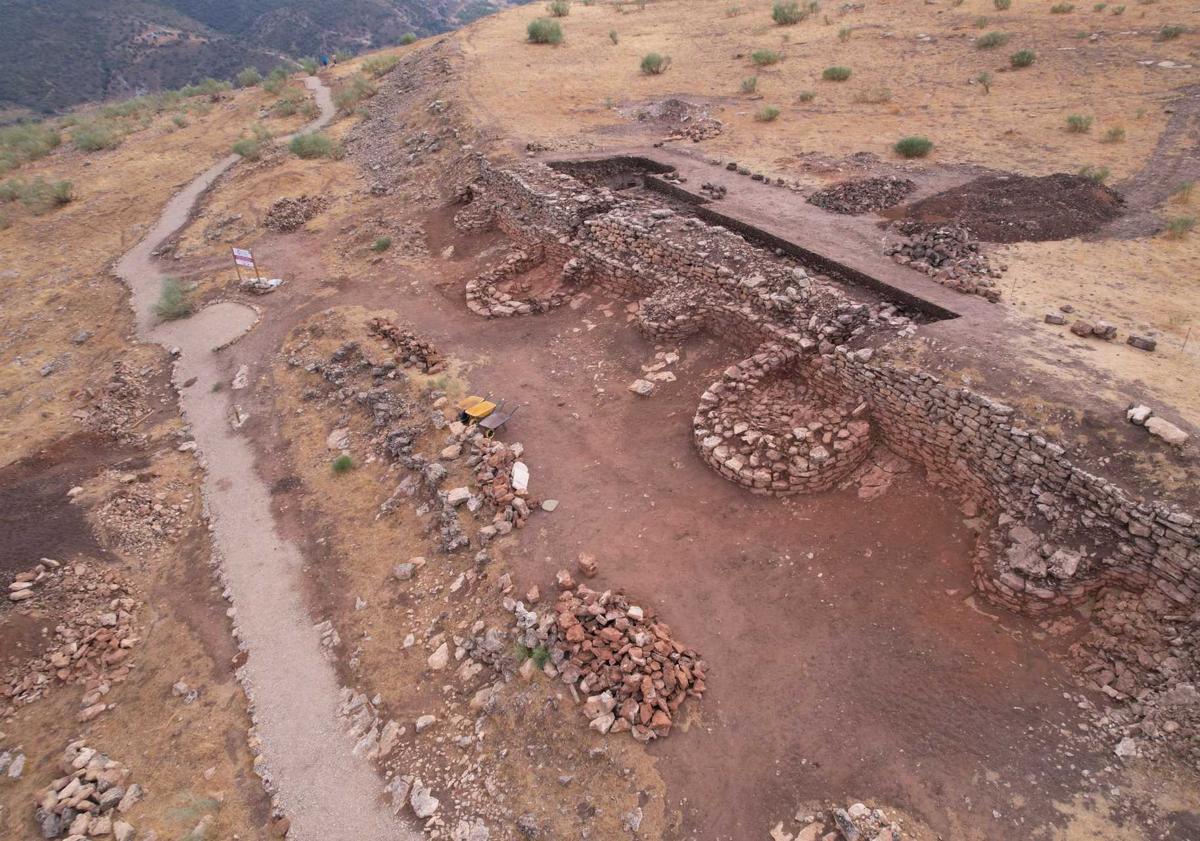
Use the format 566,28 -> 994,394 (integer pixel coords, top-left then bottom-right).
400,32 -> 418,45
1093,2 -> 1106,9
0,179 -> 18,202
975,15 -> 990,27
977,71 -> 993,93
1102,126 -> 1126,143
155,277 -> 193,320
976,31 -> 1010,48
1174,181 -> 1194,203
822,65 -> 851,81
333,74 -> 376,113
362,55 -> 400,78
751,49 -> 782,66
853,87 -> 892,104
772,1 -> 807,24
299,57 -> 318,75
1166,216 -> 1196,239
1050,3 -> 1075,12
726,4 -> 744,15
72,121 -> 122,151
797,90 -> 816,102
1010,49 -> 1036,67
994,0 -> 1011,9
172,114 -> 189,128
232,138 -> 263,160
237,67 -> 263,87
838,26 -> 852,41
0,213 -> 9,231
527,18 -> 563,43
894,135 -> 933,158
371,236 -> 392,252
1111,4 -> 1124,13
262,68 -> 289,95
547,0 -> 571,16
178,78 -> 231,98
0,122 -> 61,175
0,176 -> 74,214
756,105 -> 781,121
1157,25 -> 1186,40
289,132 -> 343,159
332,454 -> 354,474
741,76 -> 759,93
1066,114 -> 1093,132
1078,164 -> 1110,183
641,52 -> 670,74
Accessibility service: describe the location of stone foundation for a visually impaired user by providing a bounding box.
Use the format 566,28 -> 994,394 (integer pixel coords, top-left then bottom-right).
453,158 -> 1199,616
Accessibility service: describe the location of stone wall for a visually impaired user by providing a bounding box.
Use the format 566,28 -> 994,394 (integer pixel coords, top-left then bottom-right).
455,159 -> 1199,616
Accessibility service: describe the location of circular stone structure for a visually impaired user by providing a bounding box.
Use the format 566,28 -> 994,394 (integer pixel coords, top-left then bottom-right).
693,345 -> 872,495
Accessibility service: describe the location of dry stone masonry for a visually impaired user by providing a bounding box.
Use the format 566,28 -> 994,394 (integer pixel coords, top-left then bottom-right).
453,159 -> 1198,620
32,742 -> 142,841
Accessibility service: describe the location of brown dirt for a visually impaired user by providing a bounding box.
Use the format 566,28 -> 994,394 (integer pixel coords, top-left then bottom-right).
888,173 -> 1126,242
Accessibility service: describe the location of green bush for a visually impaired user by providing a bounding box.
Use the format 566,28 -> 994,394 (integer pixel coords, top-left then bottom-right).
893,136 -> 933,158
977,71 -> 993,93
1157,24 -> 1186,40
1093,2 -> 1106,9
610,29 -> 619,44
371,236 -> 392,252
797,90 -> 816,102
1078,164 -> 1110,183
401,32 -> 418,45
548,0 -> 571,15
0,176 -> 73,214
262,68 -> 290,95
838,26 -> 852,41
976,31 -> 1010,49
741,76 -> 759,93
289,132 -> 343,159
822,65 -> 851,81
333,74 -> 377,113
641,52 -> 671,74
237,67 -> 263,88
772,1 -> 807,24
155,277 -> 193,320
527,18 -> 564,43
975,15 -> 990,27
0,122 -> 61,176
362,55 -> 400,78
72,121 -> 122,152
232,138 -> 262,160
178,78 -> 231,98
1102,126 -> 1126,143
1111,4 -> 1125,13
751,49 -> 782,66
1050,3 -> 1075,12
1010,49 -> 1036,67
994,0 -> 1011,9
332,454 -> 354,474
1066,114 -> 1093,132
755,105 -> 781,121
1166,216 -> 1196,239
171,114 -> 188,129
853,87 -> 892,104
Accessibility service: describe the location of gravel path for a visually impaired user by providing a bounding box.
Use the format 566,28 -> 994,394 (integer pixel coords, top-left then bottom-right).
115,76 -> 417,841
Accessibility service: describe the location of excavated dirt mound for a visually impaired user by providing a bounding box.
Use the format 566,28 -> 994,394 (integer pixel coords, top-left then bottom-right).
889,173 -> 1124,242
807,175 -> 916,215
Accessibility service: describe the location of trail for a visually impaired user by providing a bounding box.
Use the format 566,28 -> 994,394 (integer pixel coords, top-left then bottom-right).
114,76 -> 417,841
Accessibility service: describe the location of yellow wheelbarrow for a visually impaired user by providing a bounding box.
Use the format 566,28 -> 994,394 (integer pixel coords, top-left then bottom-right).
457,395 -> 497,425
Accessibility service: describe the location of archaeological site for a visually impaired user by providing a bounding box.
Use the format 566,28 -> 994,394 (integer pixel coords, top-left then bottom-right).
2,1 -> 1199,840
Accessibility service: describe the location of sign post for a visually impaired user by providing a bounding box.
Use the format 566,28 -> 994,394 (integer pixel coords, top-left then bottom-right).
232,247 -> 260,282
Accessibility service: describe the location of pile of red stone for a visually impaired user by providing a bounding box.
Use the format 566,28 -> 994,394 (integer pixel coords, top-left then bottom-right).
263,194 -> 328,232
367,316 -> 445,373
468,437 -> 532,535
552,585 -> 707,742
3,560 -> 138,721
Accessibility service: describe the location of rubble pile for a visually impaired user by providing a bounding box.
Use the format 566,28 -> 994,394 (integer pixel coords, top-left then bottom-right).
807,176 -> 915,215
506,585 -> 707,742
32,742 -> 142,840
263,194 -> 329,232
93,474 -> 189,555
3,560 -> 139,719
79,362 -> 153,442
699,182 -> 727,200
778,802 -> 906,841
467,436 -> 532,540
367,316 -> 445,373
887,223 -> 1003,301
1071,588 -> 1200,766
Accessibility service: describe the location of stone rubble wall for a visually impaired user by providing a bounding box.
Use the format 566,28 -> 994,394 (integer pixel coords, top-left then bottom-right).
457,159 -> 1199,616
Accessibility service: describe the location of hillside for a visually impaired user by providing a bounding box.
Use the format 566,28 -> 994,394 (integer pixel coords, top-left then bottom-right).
0,0 -> 510,113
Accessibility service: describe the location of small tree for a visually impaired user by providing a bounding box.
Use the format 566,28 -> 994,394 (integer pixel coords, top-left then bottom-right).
641,52 -> 670,74
237,67 -> 263,87
894,136 -> 933,158
527,18 -> 564,43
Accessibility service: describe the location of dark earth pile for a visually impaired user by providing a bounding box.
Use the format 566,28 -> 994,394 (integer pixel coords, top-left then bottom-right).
890,173 -> 1123,243
264,194 -> 328,232
807,176 -> 916,215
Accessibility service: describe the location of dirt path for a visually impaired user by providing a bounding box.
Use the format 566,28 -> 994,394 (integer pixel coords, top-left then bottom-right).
113,76 -> 417,841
